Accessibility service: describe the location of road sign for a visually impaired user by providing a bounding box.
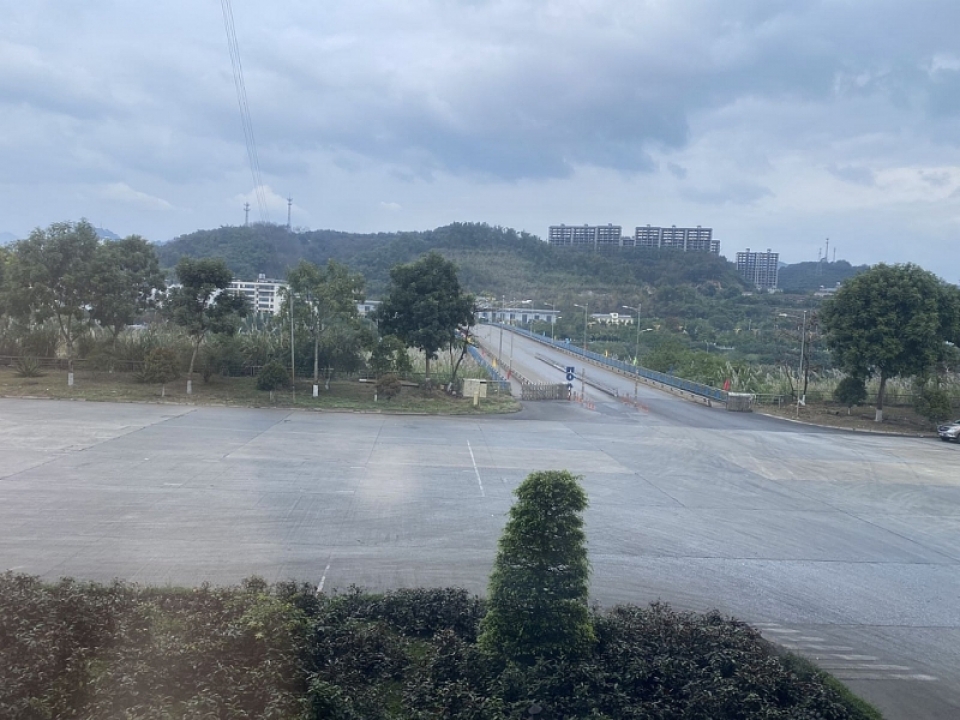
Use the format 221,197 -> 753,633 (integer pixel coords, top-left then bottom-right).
565,366 -> 575,382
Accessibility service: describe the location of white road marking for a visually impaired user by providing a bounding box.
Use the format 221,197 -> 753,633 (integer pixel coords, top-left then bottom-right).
758,625 -> 937,682
467,441 -> 485,497
317,563 -> 331,593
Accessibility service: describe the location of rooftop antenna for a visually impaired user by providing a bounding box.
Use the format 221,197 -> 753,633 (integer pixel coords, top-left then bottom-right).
825,238 -> 830,264
287,197 -> 293,230
244,202 -> 250,226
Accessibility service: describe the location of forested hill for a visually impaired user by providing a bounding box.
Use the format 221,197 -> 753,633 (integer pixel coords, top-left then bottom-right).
157,222 -> 747,297
778,260 -> 868,293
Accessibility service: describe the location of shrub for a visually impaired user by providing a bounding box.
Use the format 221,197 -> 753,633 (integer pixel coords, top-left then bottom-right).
376,373 -> 402,400
833,376 -> 867,412
142,347 -> 180,395
914,380 -> 954,423
479,470 -> 594,663
257,361 -> 289,392
14,356 -> 43,378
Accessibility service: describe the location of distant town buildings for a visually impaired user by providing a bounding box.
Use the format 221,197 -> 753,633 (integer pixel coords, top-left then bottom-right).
634,225 -> 719,254
547,224 -> 719,254
547,224 -> 622,249
736,248 -> 780,291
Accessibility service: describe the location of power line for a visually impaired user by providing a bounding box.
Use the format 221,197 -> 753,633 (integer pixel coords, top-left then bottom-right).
220,0 -> 268,223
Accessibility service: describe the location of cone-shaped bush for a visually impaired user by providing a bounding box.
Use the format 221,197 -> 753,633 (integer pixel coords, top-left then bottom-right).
479,470 -> 595,663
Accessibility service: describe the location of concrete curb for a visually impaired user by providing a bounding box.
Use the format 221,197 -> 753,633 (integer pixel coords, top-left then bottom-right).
754,409 -> 938,438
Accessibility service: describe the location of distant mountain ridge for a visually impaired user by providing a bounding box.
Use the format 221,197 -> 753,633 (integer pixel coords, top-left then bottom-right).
156,222 -> 749,297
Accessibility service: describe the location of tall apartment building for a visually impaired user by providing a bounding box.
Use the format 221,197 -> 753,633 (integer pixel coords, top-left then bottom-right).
736,248 -> 779,290
632,225 -> 718,254
548,224 -> 623,249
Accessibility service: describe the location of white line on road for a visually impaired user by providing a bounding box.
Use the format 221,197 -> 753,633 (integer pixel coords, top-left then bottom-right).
467,441 -> 485,497
317,563 -> 331,593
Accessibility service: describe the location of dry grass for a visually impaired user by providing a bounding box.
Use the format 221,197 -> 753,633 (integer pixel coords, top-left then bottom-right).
757,400 -> 943,436
0,367 -> 521,415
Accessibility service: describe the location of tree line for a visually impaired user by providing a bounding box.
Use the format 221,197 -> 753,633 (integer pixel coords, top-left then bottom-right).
0,220 -> 475,395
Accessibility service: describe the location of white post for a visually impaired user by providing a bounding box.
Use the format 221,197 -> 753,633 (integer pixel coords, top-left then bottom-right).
313,384 -> 319,397
187,379 -> 193,395
67,372 -> 74,387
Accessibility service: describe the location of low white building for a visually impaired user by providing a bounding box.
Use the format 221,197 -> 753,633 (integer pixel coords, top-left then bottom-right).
228,274 -> 287,315
229,275 -> 380,318
475,307 -> 560,325
590,312 -> 634,326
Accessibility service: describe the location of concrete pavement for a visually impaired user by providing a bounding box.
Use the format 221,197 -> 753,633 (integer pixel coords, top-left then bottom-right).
2,353 -> 960,718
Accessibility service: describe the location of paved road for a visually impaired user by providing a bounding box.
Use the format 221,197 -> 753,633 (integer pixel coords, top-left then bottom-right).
1,349 -> 959,718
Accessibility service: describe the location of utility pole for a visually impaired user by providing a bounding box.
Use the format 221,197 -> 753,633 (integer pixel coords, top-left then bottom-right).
244,202 -> 250,226
623,304 -> 641,402
796,310 -> 807,418
498,295 -> 505,370
290,289 -> 296,404
287,197 -> 293,230
574,303 -> 589,353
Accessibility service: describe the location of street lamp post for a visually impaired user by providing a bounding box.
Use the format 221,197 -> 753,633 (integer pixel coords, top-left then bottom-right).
497,294 -> 505,370
622,304 -> 641,402
574,303 -> 589,353
546,301 -> 558,342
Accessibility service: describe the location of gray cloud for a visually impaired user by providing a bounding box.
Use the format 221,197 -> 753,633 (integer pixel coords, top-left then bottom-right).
828,164 -> 876,186
2,1 -> 960,280
681,183 -> 773,206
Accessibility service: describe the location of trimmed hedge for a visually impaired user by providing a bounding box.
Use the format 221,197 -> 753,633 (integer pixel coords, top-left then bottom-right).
0,574 -> 883,720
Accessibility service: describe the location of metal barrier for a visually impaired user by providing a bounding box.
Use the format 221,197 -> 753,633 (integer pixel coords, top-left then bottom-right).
493,324 -> 729,404
466,345 -> 512,395
521,384 -> 569,401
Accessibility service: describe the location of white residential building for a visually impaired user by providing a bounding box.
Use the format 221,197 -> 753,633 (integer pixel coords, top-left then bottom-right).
228,274 -> 287,315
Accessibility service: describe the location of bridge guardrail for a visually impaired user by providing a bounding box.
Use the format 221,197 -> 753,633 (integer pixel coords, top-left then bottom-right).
490,324 -> 728,404
466,344 -> 512,395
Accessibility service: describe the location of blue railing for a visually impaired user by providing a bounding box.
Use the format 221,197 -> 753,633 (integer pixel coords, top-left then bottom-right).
493,324 -> 728,403
466,345 -> 512,394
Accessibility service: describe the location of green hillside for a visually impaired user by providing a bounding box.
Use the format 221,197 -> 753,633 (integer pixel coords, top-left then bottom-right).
778,260 -> 867,293
156,222 -> 747,299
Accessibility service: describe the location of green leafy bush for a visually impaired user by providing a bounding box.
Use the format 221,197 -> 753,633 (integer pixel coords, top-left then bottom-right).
479,470 -> 595,663
257,360 -> 289,392
834,375 -> 867,411
142,347 -> 181,392
914,380 -> 954,422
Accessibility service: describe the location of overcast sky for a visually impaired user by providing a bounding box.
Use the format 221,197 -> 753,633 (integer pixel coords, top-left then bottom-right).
3,0 -> 960,278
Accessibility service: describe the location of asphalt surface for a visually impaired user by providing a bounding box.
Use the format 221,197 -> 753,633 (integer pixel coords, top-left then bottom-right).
2,334 -> 960,718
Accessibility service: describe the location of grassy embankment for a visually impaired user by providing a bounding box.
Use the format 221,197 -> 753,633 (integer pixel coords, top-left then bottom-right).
0,367 -> 520,415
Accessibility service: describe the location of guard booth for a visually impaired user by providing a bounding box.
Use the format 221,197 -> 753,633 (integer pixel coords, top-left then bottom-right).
726,392 -> 754,412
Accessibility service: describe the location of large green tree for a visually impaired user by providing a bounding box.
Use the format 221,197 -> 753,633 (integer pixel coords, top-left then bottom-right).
89,235 -> 166,340
821,263 -> 960,422
376,252 -> 474,379
284,260 -> 366,388
4,220 -> 99,379
166,258 -> 247,393
478,470 -> 595,664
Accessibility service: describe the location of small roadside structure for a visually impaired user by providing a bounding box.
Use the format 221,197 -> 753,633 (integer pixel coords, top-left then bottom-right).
726,392 -> 754,412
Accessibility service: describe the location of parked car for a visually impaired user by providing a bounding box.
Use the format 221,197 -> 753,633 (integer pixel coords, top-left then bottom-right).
937,420 -> 960,442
